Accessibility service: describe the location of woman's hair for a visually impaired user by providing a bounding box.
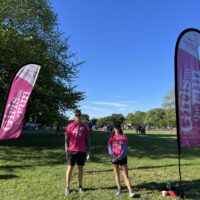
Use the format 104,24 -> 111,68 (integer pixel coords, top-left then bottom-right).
112,123 -> 123,135
74,109 -> 81,115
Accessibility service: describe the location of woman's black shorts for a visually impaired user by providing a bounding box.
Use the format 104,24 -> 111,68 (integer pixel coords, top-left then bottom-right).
112,157 -> 127,165
66,151 -> 86,166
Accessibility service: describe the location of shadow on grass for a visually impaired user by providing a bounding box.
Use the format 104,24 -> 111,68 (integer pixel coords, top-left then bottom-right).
130,163 -> 199,170
0,174 -> 19,179
0,131 -> 64,148
0,131 -> 200,167
86,168 -> 113,174
0,165 -> 34,172
92,132 -> 200,160
0,132 -> 66,166
83,186 -> 116,191
143,133 -> 176,137
84,185 -> 134,191
137,179 -> 200,199
85,163 -> 200,175
84,185 -> 141,197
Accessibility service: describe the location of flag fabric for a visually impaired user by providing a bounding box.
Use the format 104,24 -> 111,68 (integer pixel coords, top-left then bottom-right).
0,63 -> 41,140
175,28 -> 200,148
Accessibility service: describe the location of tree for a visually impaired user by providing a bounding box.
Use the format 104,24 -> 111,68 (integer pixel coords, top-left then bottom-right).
162,87 -> 175,109
110,113 -> 125,125
125,113 -> 135,125
133,111 -> 146,126
162,87 -> 176,127
165,109 -> 176,127
96,113 -> 125,128
90,118 -> 98,127
0,0 -> 84,125
125,111 -> 146,126
145,108 -> 167,128
81,114 -> 90,124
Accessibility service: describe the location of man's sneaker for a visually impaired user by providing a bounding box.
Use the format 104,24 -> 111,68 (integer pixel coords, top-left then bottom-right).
64,187 -> 70,196
129,191 -> 136,198
78,187 -> 84,194
116,188 -> 121,196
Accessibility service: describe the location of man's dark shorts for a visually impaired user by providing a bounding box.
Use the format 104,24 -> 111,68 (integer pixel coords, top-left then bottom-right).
112,157 -> 127,165
66,151 -> 86,166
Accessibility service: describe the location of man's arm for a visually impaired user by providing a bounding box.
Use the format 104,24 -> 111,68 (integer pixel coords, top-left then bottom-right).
65,135 -> 69,152
85,136 -> 90,152
85,136 -> 91,160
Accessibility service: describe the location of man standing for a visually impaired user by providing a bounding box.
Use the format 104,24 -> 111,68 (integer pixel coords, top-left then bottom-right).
64,109 -> 90,196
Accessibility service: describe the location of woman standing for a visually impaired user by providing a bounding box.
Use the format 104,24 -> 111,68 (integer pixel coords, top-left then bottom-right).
108,123 -> 136,198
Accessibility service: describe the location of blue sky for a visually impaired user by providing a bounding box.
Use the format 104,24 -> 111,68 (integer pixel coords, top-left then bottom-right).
51,0 -> 200,119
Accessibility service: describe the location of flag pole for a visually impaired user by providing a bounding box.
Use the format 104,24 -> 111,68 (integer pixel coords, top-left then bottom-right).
174,29 -> 190,200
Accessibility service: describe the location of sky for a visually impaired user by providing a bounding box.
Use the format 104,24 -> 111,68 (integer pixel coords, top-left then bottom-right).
51,0 -> 200,119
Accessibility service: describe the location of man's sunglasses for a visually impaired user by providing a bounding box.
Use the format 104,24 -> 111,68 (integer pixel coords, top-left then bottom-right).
75,114 -> 80,117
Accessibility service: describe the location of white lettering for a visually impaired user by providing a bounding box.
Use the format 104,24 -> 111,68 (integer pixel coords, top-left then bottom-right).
180,79 -> 192,132
181,115 -> 192,132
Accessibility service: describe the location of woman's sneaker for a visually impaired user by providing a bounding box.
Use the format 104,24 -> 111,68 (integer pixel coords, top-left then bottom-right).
64,187 -> 70,196
78,187 -> 84,194
116,188 -> 121,196
129,191 -> 136,198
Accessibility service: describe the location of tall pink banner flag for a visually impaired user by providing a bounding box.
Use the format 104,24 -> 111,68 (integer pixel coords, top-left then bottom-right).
0,63 -> 41,140
175,29 -> 200,148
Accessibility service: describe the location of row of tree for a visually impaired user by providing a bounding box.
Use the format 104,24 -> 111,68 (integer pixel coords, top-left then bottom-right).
92,108 -> 175,129
89,88 -> 176,129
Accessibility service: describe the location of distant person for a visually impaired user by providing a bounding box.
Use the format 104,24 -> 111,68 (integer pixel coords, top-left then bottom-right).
88,120 -> 93,134
141,125 -> 146,134
106,125 -> 112,133
108,123 -> 137,198
64,109 -> 90,196
56,124 -> 62,136
136,125 -> 142,134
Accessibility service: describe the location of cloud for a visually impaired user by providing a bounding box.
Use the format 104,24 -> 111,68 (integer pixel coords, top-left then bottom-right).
93,100 -> 138,108
93,101 -> 127,107
91,107 -> 109,112
81,105 -> 110,112
79,100 -> 138,118
121,100 -> 138,104
80,104 -> 113,118
81,105 -> 90,109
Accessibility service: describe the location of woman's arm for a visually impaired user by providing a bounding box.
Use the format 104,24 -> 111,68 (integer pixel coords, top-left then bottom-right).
108,144 -> 115,158
118,143 -> 128,160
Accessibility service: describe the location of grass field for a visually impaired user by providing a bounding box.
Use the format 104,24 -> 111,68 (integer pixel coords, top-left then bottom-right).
0,130 -> 200,200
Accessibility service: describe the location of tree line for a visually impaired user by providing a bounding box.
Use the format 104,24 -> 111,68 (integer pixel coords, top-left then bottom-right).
92,108 -> 175,129
90,88 -> 176,129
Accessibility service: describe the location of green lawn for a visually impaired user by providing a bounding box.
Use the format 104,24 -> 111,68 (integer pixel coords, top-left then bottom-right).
0,130 -> 200,200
